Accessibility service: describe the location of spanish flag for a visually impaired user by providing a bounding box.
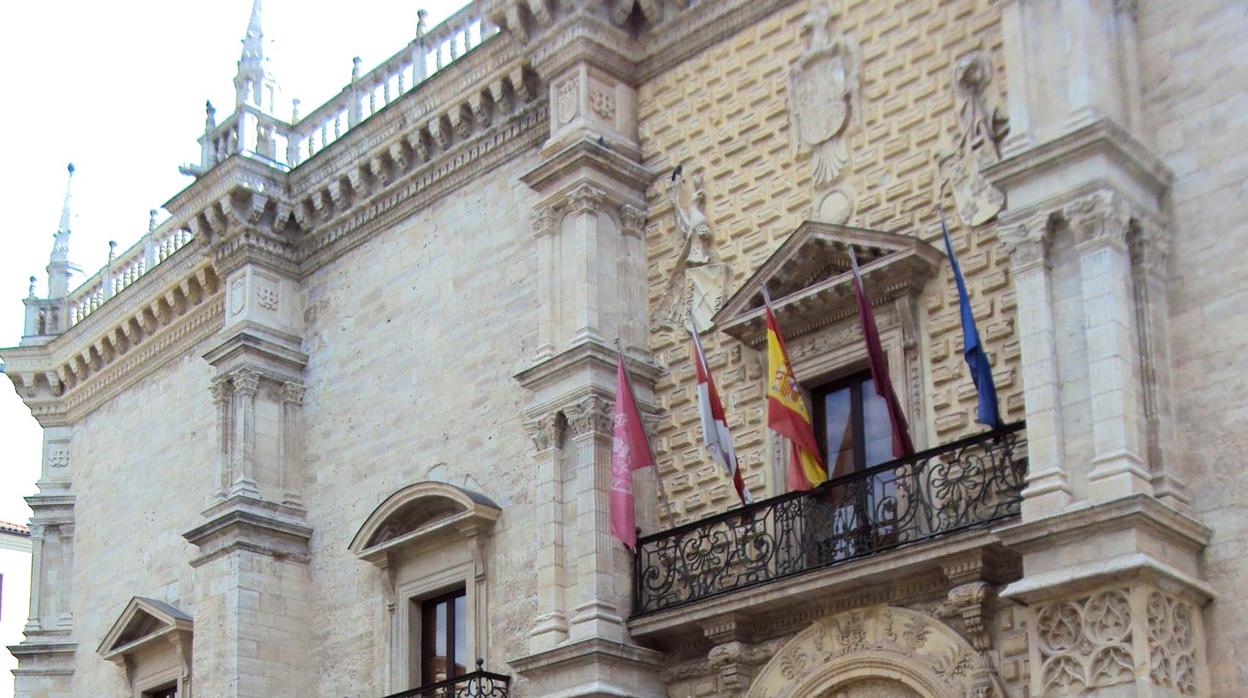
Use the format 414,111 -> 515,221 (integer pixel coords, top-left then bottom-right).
764,297 -> 827,490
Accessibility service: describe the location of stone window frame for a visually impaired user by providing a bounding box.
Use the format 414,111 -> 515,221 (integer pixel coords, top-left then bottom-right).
349,481 -> 500,694
711,221 -> 940,498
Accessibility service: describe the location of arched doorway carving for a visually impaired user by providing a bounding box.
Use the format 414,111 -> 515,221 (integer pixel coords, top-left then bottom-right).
746,605 -> 1000,698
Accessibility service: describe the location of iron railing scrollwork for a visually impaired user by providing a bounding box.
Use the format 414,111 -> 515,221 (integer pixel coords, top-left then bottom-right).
381,662 -> 511,698
633,422 -> 1028,615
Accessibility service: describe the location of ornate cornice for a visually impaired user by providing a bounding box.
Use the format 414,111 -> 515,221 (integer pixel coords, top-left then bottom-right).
2,256 -> 223,425
298,99 -> 547,271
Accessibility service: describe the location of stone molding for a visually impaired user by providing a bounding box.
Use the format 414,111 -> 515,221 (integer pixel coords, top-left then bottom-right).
998,494 -> 1214,606
182,500 -> 314,567
2,276 -> 223,426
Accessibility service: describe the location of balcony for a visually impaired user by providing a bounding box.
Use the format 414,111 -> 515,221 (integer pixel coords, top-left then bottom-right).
632,423 -> 1027,616
381,663 -> 511,698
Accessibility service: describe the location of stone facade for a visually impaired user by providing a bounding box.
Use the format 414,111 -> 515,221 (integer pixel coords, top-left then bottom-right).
1,0 -> 1244,697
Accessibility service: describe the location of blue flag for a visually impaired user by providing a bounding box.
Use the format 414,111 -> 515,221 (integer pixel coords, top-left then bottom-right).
940,211 -> 1002,428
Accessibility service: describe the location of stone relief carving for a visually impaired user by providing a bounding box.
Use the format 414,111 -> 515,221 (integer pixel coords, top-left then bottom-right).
657,166 -> 729,333
589,86 -> 616,121
788,2 -> 860,225
47,446 -> 70,469
556,78 -> 579,126
939,50 -> 1008,227
257,283 -> 279,311
1035,588 -> 1135,694
1146,590 -> 1198,695
747,605 -> 1001,698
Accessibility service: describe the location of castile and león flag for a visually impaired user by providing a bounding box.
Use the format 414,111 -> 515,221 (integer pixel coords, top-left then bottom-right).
690,324 -> 753,505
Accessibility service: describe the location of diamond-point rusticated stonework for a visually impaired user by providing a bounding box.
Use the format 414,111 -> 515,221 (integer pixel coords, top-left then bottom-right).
2,0 -> 1242,696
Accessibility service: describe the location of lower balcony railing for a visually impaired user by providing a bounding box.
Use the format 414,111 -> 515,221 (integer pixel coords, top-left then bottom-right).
633,422 -> 1028,615
382,664 -> 511,698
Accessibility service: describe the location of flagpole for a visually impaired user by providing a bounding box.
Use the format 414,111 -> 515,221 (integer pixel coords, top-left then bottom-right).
616,337 -> 676,530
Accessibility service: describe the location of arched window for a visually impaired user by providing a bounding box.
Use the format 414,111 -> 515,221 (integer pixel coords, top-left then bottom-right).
349,481 -> 500,694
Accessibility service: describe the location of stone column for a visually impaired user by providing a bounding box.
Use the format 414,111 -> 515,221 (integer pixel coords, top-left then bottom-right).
505,4 -> 664,694
1000,212 -> 1071,518
182,189 -> 313,698
565,395 -> 625,643
1066,192 -> 1151,502
10,425 -> 78,697
527,412 -> 570,652
989,2 -> 1214,695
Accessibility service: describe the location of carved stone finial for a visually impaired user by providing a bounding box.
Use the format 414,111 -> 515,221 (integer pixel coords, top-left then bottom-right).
291,98 -> 301,123
416,9 -> 429,39
204,100 -> 217,131
107,240 -> 117,263
148,209 -> 159,232
28,275 -> 37,298
788,2 -> 860,224
351,56 -> 362,82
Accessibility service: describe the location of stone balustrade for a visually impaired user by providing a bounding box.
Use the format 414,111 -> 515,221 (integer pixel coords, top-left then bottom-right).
66,219 -> 195,327
67,0 -> 498,330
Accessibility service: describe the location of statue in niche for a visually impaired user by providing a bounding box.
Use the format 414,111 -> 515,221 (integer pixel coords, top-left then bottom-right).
939,50 -> 1009,227
658,166 -> 729,333
788,2 -> 861,224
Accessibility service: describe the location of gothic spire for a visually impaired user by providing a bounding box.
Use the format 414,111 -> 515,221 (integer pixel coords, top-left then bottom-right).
239,0 -> 265,69
51,163 -> 74,265
47,162 -> 76,299
234,0 -> 280,113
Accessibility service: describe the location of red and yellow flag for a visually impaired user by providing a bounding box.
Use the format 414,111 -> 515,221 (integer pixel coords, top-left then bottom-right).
764,301 -> 827,490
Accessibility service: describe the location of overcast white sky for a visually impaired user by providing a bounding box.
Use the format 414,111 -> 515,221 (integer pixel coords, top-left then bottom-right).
0,0 -> 471,525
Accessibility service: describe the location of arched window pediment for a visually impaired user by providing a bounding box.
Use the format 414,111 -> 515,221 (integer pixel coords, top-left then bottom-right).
349,481 -> 501,565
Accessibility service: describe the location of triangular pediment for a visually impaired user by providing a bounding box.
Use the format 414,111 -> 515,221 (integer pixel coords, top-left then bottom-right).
97,596 -> 193,660
712,221 -> 943,347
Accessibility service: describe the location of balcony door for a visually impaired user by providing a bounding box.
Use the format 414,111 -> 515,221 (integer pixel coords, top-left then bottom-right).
418,588 -> 468,687
810,372 -> 899,559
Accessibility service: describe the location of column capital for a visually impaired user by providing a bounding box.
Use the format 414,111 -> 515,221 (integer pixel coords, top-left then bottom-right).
1062,189 -> 1132,250
281,380 -> 306,405
999,211 -> 1052,270
527,410 -> 566,452
567,394 -> 614,438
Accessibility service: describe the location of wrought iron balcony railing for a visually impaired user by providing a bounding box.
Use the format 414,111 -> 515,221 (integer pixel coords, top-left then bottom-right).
633,422 -> 1028,615
381,663 -> 511,698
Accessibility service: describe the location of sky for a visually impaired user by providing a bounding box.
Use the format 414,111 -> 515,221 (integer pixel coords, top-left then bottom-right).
0,0 -> 471,525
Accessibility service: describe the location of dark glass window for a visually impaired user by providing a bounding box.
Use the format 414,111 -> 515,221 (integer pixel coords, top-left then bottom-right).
812,371 -> 895,479
808,371 -> 900,561
420,588 -> 468,686
144,685 -> 177,698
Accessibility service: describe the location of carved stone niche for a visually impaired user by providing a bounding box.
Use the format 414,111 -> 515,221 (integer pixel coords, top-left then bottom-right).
97,597 -> 194,698
712,221 -> 942,492
349,481 -> 501,693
